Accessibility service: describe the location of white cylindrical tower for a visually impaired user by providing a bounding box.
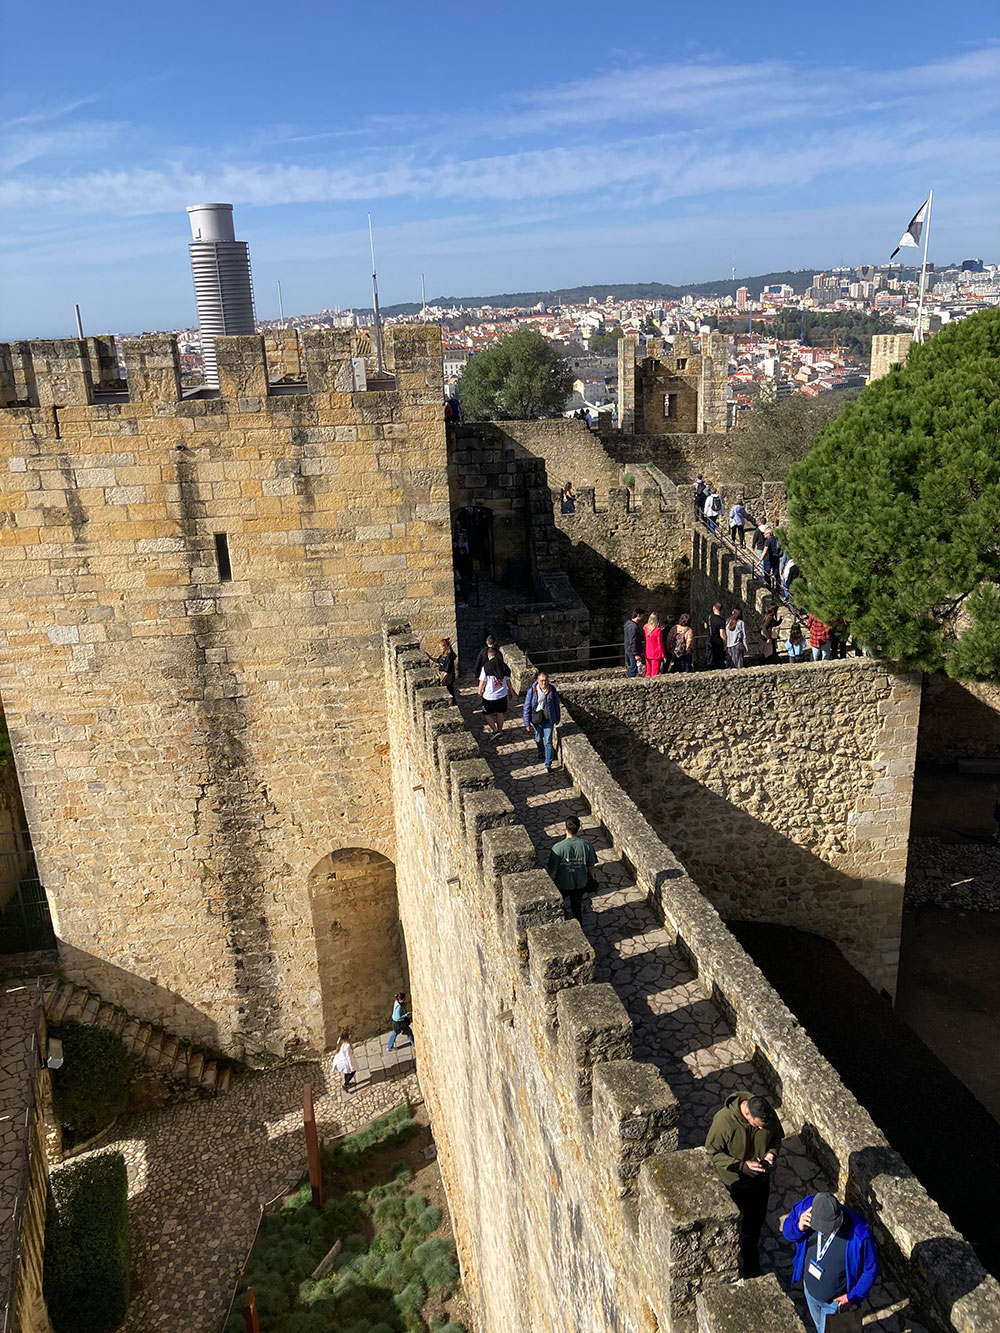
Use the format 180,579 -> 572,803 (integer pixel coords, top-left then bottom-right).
186,203 -> 256,388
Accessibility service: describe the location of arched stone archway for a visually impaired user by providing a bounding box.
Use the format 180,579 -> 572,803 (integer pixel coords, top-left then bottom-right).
308,848 -> 404,1049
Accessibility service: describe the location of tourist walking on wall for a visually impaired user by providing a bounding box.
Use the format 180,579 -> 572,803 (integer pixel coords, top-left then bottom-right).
725,608 -> 747,668
706,1092 -> 783,1278
694,474 -> 707,515
624,608 -> 646,677
729,497 -> 747,547
547,816 -> 598,921
703,485 -> 723,535
387,993 -> 414,1050
523,669 -> 561,772
666,614 -> 694,673
705,602 -> 727,670
787,621 -> 805,663
644,613 -> 665,677
331,1027 -> 357,1093
760,603 -> 782,666
430,637 -> 457,702
760,525 -> 781,587
781,1191 -> 878,1333
808,615 -> 833,661
561,482 -> 576,514
472,633 -> 502,679
478,645 -> 514,740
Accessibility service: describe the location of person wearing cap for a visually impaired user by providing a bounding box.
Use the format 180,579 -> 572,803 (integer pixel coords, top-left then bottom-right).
705,1090 -> 783,1277
781,1191 -> 878,1332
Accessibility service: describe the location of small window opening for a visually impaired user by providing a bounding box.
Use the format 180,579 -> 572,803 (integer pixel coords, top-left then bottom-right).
676,357 -> 688,370
214,532 -> 233,582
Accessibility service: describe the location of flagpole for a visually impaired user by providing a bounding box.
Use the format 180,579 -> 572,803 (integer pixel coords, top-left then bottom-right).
914,189 -> 933,344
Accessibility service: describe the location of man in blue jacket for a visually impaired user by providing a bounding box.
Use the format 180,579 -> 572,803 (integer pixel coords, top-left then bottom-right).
782,1191 -> 878,1332
523,669 -> 561,772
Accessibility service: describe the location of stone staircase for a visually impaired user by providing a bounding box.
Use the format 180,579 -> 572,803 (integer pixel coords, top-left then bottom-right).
44,981 -> 233,1094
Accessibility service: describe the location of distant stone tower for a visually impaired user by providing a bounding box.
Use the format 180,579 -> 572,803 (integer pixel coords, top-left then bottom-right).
187,203 -> 256,389
617,331 -> 729,434
869,332 -> 914,381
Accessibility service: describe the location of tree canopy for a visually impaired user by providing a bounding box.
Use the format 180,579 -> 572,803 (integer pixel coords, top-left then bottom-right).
727,389 -> 860,488
588,327 -> 625,357
457,327 -> 573,420
784,308 -> 1000,679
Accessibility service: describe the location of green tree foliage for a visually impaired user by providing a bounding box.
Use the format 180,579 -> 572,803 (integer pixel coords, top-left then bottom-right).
728,389 -> 860,488
45,1151 -> 130,1333
785,308 -> 1000,679
588,327 -> 624,357
458,327 -> 573,420
51,1022 -> 129,1139
715,309 -> 895,357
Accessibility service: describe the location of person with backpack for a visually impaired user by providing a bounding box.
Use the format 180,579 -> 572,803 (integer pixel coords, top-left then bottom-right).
703,485 -> 723,535
760,525 -> 782,587
386,993 -> 414,1050
728,497 -> 747,547
725,608 -> 747,668
693,474 -> 707,515
666,613 -> 694,673
478,642 -> 515,740
522,669 -> 561,772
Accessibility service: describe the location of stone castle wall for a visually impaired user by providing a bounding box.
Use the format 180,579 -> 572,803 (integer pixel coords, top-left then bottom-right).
916,675 -> 1000,763
385,625 -> 760,1333
869,333 -> 913,382
558,661 -> 920,997
0,328 -> 454,1059
0,752 -> 31,912
617,333 -> 729,436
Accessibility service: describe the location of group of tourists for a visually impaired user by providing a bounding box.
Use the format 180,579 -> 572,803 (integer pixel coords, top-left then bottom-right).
693,473 -> 799,600
624,602 -> 861,674
330,992 -> 415,1094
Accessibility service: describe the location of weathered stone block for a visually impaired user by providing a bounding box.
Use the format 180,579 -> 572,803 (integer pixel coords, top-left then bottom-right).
503,870 -> 565,961
696,1273 -> 808,1333
526,919 -> 595,1018
593,1060 -> 679,1193
556,983 -> 632,1103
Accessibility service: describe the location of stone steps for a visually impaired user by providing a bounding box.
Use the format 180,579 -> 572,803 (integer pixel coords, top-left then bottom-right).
43,980 -> 235,1095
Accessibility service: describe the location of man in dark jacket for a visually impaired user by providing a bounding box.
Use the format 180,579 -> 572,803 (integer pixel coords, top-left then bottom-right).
782,1192 -> 877,1332
624,608 -> 645,677
705,1090 -> 783,1277
522,670 -> 561,772
704,601 -> 726,670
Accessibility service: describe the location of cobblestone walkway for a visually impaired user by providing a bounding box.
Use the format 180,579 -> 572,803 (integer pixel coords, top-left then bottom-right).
458,683 -> 926,1332
67,1035 -> 417,1333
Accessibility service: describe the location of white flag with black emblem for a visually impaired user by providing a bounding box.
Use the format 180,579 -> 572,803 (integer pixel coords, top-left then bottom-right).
890,199 -> 929,259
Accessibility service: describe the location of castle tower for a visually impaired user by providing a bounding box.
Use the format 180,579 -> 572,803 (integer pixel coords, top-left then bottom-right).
186,203 -> 256,388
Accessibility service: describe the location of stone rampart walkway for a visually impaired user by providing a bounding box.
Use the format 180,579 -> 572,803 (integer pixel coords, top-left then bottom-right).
66,1035 -> 417,1333
458,682 -> 925,1332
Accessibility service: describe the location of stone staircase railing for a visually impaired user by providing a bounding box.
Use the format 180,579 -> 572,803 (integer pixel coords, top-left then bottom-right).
43,981 -> 233,1094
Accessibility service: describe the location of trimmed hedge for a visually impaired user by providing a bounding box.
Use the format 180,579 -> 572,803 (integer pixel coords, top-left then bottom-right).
45,1151 -> 130,1333
52,1021 -> 128,1139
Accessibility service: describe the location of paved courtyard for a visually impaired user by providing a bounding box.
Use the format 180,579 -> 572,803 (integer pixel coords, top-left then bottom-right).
458,680 -> 928,1332
67,1035 -> 417,1333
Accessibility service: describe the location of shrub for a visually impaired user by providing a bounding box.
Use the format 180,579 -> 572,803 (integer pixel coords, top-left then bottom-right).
418,1205 -> 442,1235
413,1236 -> 459,1296
44,1151 -> 130,1333
51,1022 -> 128,1138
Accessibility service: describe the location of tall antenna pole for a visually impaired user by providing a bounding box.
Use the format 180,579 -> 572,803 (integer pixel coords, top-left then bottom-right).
277,280 -> 285,327
74,304 -> 84,338
368,213 -> 385,375
420,272 -> 426,318
914,189 -> 934,344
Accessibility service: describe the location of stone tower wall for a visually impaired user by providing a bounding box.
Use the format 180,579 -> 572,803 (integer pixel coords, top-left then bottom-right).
0,327 -> 454,1059
617,333 -> 730,436
869,332 -> 913,381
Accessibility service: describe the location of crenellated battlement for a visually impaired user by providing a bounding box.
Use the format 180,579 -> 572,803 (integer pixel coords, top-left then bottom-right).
0,327 -> 443,415
382,622 -> 815,1332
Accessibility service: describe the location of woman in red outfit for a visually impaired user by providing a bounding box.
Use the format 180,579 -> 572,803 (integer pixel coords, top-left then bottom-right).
643,612 -> 665,676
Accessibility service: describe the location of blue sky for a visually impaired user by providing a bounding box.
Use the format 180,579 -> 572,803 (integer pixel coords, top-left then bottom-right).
1,0 -> 998,338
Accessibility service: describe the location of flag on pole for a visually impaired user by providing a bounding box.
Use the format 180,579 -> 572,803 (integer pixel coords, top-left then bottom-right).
890,199 -> 930,259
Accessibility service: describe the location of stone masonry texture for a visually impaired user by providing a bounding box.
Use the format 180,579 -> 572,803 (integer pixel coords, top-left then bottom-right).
0,327 -> 454,1060
559,660 -> 920,996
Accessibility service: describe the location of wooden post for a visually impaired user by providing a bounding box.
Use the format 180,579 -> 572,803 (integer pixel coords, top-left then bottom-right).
304,1080 -> 323,1208
244,1286 -> 260,1333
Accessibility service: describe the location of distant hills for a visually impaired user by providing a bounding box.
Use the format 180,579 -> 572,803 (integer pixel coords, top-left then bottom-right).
368,266 -> 928,319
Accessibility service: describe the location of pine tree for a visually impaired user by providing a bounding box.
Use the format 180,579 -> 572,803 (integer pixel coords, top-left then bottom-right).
785,307 -> 1000,679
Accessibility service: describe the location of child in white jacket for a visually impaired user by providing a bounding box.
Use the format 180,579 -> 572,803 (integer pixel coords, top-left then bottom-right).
331,1027 -> 357,1093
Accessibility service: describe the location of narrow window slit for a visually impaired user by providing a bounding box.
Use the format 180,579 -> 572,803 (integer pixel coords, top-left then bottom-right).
214,532 -> 233,582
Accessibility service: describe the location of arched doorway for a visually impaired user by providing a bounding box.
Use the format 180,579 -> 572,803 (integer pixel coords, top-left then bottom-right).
308,848 -> 405,1049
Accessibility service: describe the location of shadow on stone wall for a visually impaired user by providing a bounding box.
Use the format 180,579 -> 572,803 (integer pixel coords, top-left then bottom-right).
57,944 -> 226,1055
560,710 -> 900,995
550,530 -> 685,651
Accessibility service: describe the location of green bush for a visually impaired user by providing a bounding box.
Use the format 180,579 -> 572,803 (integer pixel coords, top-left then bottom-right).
51,1022 -> 128,1138
413,1237 -> 459,1296
44,1151 -> 130,1333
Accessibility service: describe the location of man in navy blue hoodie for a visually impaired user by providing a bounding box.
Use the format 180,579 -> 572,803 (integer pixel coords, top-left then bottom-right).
782,1191 -> 878,1332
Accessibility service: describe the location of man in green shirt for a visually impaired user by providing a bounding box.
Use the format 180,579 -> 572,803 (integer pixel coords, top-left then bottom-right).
547,816 -> 598,921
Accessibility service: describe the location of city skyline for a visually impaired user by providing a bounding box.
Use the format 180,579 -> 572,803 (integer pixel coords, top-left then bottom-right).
1,0 -> 998,338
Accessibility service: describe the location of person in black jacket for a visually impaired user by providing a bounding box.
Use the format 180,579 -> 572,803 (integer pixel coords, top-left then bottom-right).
624,609 -> 646,677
